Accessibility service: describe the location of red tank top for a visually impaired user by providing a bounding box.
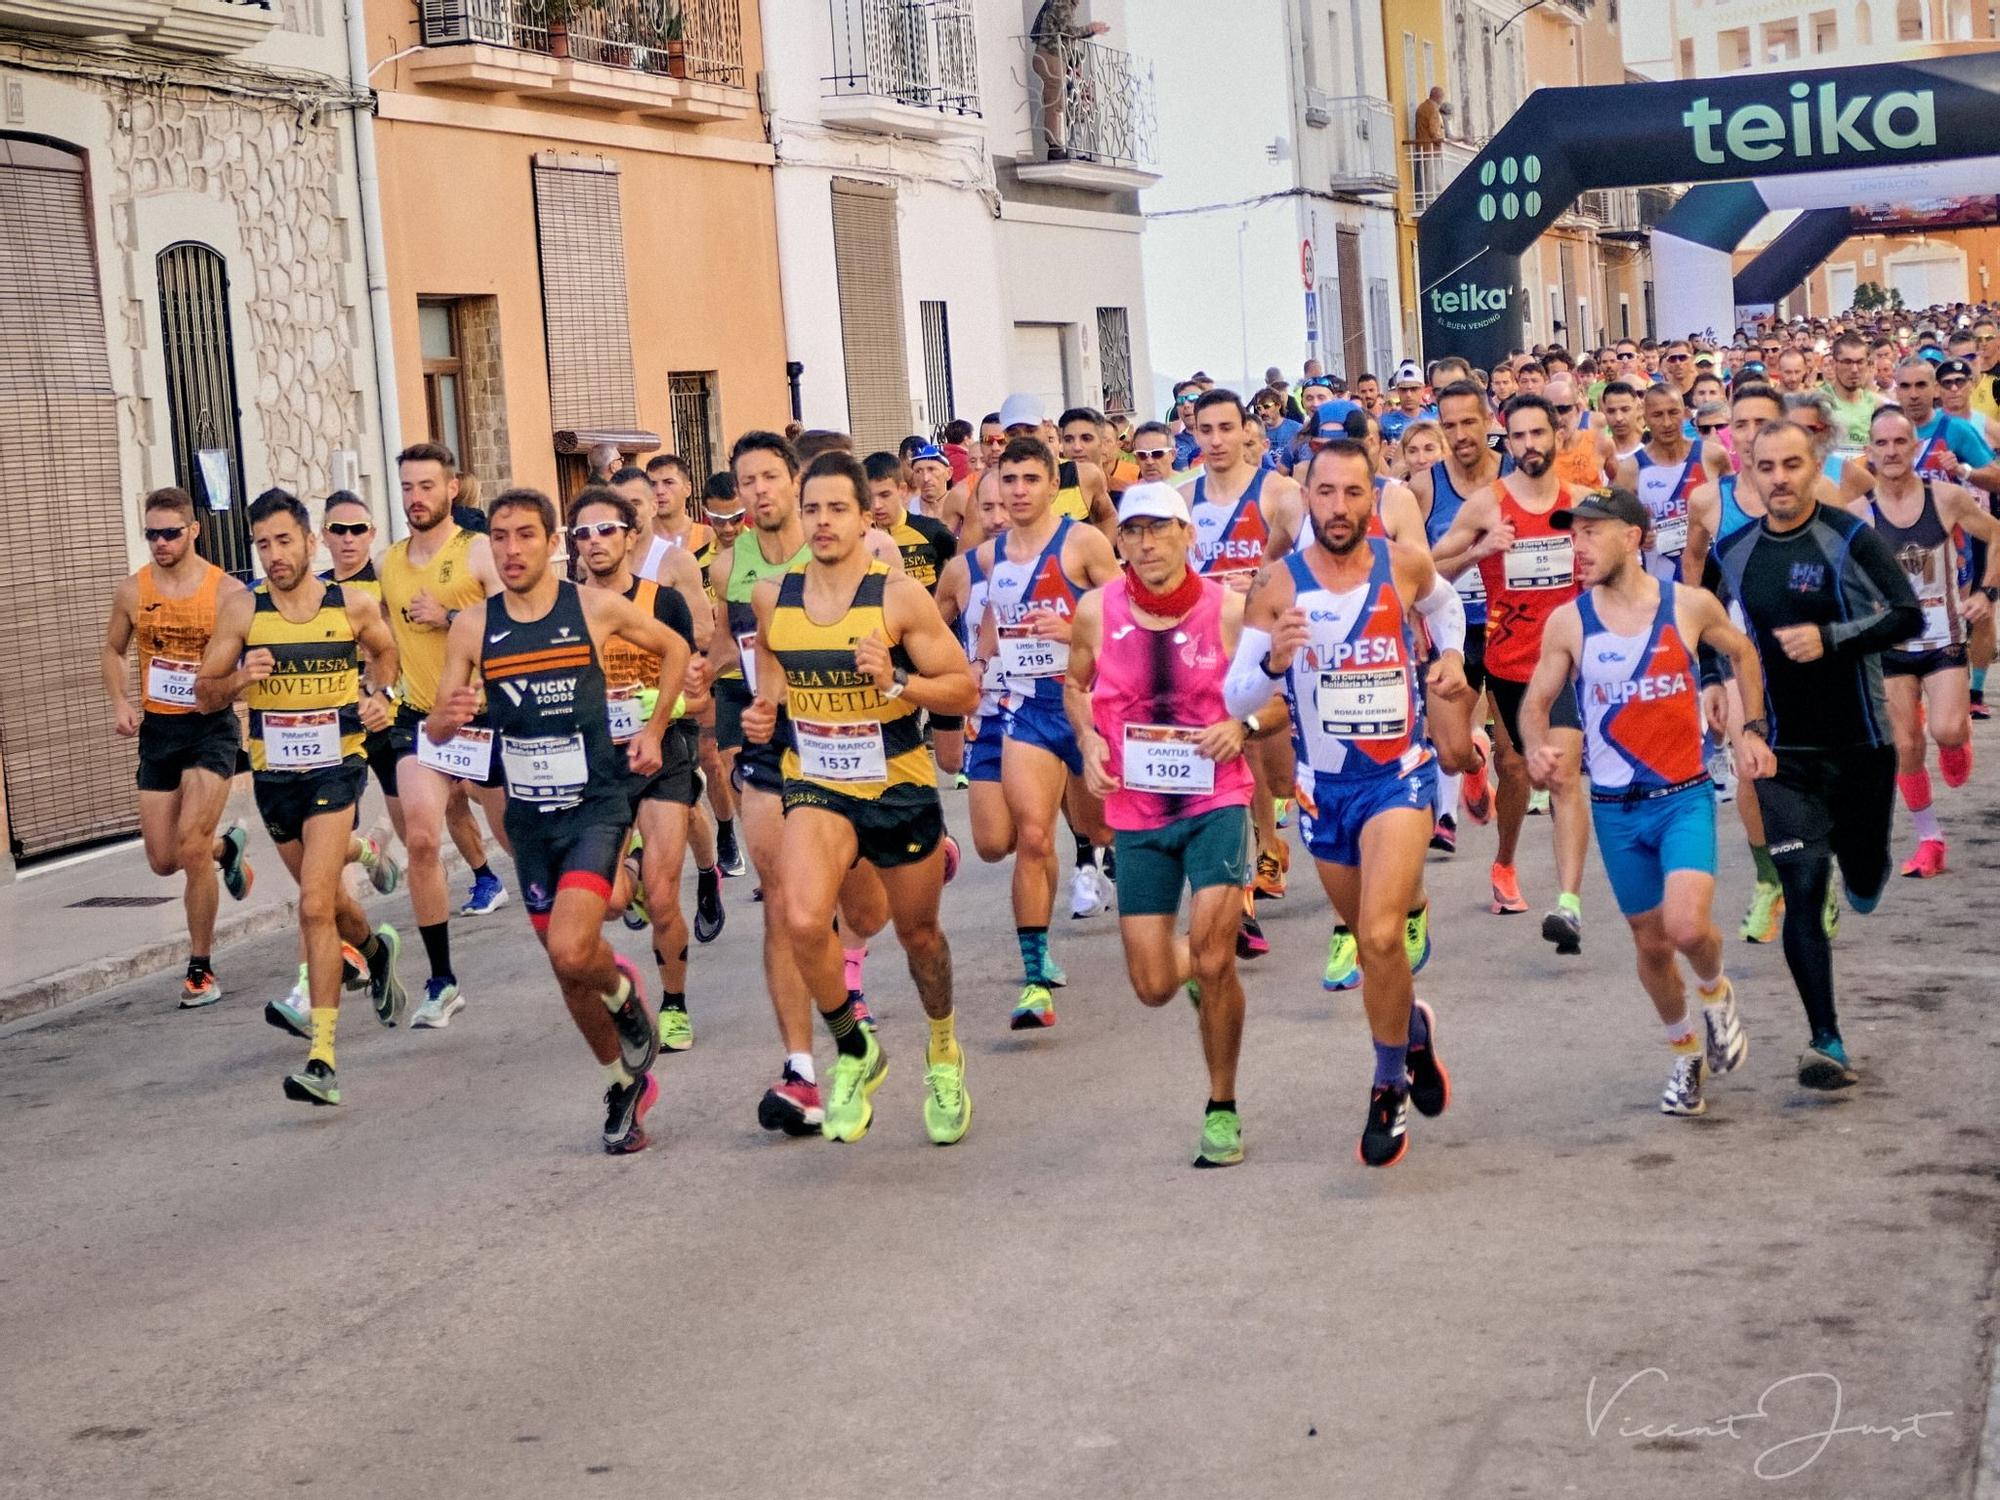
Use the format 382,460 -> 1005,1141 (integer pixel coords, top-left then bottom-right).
1477,480 -> 1580,683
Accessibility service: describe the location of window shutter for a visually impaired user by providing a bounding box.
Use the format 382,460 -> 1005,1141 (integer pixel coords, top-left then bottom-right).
830,178 -> 912,453
533,153 -> 637,430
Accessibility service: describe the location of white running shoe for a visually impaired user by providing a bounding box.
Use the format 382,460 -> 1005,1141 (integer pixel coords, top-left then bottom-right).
264,965 -> 311,1039
1701,981 -> 1749,1076
1660,1052 -> 1707,1117
410,979 -> 465,1029
1068,860 -> 1103,919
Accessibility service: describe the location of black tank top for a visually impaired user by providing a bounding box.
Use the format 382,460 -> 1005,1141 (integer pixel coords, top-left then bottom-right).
478,580 -> 622,814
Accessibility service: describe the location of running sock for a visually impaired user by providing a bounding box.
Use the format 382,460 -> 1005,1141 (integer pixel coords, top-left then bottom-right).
469,861 -> 492,883
598,975 -> 632,1013
1206,1098 -> 1237,1116
1557,891 -> 1582,920
309,1006 -> 337,1067
418,921 -> 453,983
1436,768 -> 1462,818
1074,831 -> 1094,866
927,1011 -> 960,1066
1372,1040 -> 1409,1091
842,946 -> 867,995
1774,855 -> 1840,1039
1664,1016 -> 1701,1055
1017,926 -> 1050,985
1407,1002 -> 1431,1050
1695,965 -> 1727,995
604,1057 -> 634,1090
1940,743 -> 1972,788
823,996 -> 869,1058
1750,843 -> 1781,886
360,931 -> 384,963
661,991 -> 687,1013
188,954 -> 213,978
785,1051 -> 816,1085
1907,791 -> 1943,843
1973,668 -> 1988,695
1897,768 -> 1933,813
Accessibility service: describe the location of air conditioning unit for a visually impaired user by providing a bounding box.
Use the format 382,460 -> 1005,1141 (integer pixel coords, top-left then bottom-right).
419,0 -> 476,44
1305,88 -> 1331,128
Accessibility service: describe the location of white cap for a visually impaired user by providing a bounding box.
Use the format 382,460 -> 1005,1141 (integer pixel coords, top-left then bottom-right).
1393,361 -> 1425,387
1116,482 -> 1190,527
998,392 -> 1046,431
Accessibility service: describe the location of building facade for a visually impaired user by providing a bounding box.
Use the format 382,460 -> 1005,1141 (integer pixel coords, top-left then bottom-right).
371,0 -> 788,502
763,0 -> 1157,451
2,0 -> 387,861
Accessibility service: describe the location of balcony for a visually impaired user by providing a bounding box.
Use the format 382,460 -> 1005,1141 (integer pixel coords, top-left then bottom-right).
0,0 -> 285,49
1405,136 -> 1479,216
140,0 -> 277,52
413,0 -> 751,120
1014,35 -> 1160,193
1319,94 -> 1397,194
822,0 -> 981,140
1574,187 -> 1645,236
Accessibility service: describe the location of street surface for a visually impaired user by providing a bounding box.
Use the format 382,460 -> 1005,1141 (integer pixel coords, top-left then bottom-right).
3,782 -> 1997,1499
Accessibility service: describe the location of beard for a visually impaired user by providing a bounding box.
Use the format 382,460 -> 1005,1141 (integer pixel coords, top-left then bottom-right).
1312,515 -> 1367,554
1513,448 -> 1552,479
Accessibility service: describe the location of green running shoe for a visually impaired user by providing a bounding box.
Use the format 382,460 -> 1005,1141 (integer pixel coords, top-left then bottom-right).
1194,1108 -> 1243,1168
1404,906 -> 1432,974
1822,876 -> 1841,942
1323,927 -> 1360,992
1009,983 -> 1057,1030
658,1006 -> 694,1052
283,1057 -> 340,1106
1740,881 -> 1783,944
922,1051 -> 971,1145
218,821 -> 253,902
367,924 -> 407,1027
823,1030 -> 887,1142
265,966 -> 311,1039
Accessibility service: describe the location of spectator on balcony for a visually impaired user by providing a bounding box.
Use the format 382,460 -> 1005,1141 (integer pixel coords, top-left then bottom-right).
1031,0 -> 1109,161
1414,86 -> 1448,146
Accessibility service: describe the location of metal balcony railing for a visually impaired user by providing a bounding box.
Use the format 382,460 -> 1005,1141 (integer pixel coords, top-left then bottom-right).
1022,34 -> 1157,171
825,0 -> 980,115
1320,94 -> 1397,190
1405,136 -> 1479,215
1575,187 -> 1644,233
418,0 -> 744,87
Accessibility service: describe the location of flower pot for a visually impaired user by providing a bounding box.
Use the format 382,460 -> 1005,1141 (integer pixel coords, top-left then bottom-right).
666,38 -> 686,78
548,17 -> 570,57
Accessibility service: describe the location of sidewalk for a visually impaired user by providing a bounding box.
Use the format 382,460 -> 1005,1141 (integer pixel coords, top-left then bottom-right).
0,783 -> 472,1027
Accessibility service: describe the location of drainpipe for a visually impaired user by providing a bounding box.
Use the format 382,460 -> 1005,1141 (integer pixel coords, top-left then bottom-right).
346,0 -> 406,540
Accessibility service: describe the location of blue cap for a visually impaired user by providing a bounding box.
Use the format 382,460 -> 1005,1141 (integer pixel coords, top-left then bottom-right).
911,444 -> 950,468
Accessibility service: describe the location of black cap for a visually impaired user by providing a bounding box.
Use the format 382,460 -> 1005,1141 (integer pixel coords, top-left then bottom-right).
1552,487 -> 1649,531
1937,357 -> 1975,380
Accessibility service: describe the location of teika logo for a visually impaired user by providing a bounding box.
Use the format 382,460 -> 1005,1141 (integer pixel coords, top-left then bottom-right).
1683,83 -> 1936,166
1429,283 -> 1507,315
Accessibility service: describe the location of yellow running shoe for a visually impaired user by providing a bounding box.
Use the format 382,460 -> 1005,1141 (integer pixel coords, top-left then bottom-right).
1740,882 -> 1783,944
823,1030 -> 887,1143
922,1051 -> 971,1145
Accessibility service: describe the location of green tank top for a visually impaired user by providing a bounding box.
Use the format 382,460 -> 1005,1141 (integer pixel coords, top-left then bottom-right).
723,534 -> 809,684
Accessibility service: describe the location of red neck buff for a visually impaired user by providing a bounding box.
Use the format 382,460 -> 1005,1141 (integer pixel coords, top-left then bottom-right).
1124,563 -> 1204,619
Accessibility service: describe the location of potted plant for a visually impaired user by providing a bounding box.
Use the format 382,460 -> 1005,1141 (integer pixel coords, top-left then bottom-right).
661,3 -> 686,78
542,0 -> 583,59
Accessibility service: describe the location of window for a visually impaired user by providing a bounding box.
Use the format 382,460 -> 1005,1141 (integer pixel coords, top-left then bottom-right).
667,372 -> 720,487
1096,305 -> 1133,417
920,300 -> 955,433
158,242 -> 251,577
420,299 -> 466,465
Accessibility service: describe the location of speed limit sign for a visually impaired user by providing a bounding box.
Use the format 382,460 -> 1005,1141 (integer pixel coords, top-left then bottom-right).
1301,239 -> 1315,289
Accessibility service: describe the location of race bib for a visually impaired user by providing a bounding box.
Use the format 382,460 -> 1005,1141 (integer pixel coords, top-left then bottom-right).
146,656 -> 199,709
501,732 -> 588,807
736,631 -> 759,696
1122,724 -> 1214,795
262,709 -> 342,771
794,719 -> 887,783
1902,600 -> 1952,653
1503,534 -> 1573,591
998,622 -> 1068,679
1453,568 -> 1486,606
1651,514 -> 1688,557
606,683 -> 650,742
417,725 -> 494,781
1316,668 -> 1410,740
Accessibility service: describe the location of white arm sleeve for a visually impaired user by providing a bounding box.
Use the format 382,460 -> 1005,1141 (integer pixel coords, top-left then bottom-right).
1225,625 -> 1280,719
1413,572 -> 1466,654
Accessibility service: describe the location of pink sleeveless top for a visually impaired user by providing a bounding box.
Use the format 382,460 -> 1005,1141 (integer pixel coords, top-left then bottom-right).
1091,575 -> 1255,832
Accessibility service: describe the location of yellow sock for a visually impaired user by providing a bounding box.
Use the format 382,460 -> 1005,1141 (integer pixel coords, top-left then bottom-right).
309,1007 -> 337,1068
1668,1022 -> 1703,1057
927,1011 -> 960,1067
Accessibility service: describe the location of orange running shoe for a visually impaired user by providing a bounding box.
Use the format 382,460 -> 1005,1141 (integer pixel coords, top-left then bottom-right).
1254,841 -> 1290,899
1461,730 -> 1494,824
1489,861 -> 1527,915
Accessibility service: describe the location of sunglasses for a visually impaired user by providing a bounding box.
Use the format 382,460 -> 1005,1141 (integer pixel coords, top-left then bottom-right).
1697,422 -> 1727,434
1664,353 -> 1691,363
325,520 -> 373,537
570,520 -> 629,540
1940,377 -> 1970,388
1554,404 -> 1577,415
704,509 -> 746,524
143,525 -> 187,542
1134,447 -> 1171,461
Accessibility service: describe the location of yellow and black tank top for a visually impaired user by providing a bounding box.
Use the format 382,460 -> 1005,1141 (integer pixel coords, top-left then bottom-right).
770,563 -> 933,800
887,512 -> 954,594
380,527 -> 483,711
135,562 -> 227,716
1052,459 -> 1088,522
244,582 -> 364,773
324,559 -> 381,602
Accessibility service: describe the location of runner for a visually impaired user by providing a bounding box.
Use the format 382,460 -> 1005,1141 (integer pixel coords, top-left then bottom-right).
1066,483 -> 1274,1167
101,486 -> 254,1005
910,443 -> 956,524
1545,375 -> 1616,488
379,442 -> 507,1028
998,394 -> 1116,538
1519,488 -> 1766,1116
1130,422 -> 1179,485
1598,380 -> 1646,467
1432,393 -> 1591,953
1838,358 -> 2000,502
1848,406 -> 2000,878
1612,383 -> 1728,583
570,487 -> 704,1053
194,490 -> 407,1105
429,487 -> 687,1153
973,435 -> 1120,1028
1823,333 -> 1881,455
639,455 -> 714,585
1714,419 -> 1922,1089
1225,438 -> 1473,1168
743,451 -> 980,1144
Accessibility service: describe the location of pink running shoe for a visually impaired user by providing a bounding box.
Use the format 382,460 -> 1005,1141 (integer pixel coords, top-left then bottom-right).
1900,838 -> 1947,879
1940,743 -> 1973,788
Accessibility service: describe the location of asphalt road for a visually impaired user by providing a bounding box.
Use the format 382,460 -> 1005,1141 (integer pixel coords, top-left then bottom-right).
3,777 -> 1997,1499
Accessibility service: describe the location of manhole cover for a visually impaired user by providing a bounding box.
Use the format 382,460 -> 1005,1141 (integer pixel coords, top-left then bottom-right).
67,895 -> 175,909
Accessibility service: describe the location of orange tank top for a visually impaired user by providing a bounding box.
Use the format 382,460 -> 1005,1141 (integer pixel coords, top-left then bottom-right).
135,562 -> 226,715
1555,433 -> 1605,489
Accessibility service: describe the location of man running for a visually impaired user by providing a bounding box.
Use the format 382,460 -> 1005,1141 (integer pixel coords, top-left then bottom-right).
1226,439 -> 1473,1168
1838,358 -> 2000,501
101,487 -> 254,1005
744,452 -> 980,1145
1598,380 -> 1645,467
1613,383 -> 1728,583
638,454 -> 714,585
379,442 -> 506,1027
1824,333 -> 1881,455
1067,483 -> 1272,1167
429,488 -> 687,1153
1715,420 -> 1921,1089
1546,375 -> 1616,489
1848,406 -> 2000,878
195,490 -> 407,1106
1519,488 -> 1766,1117
973,435 -> 1119,1028
997,394 -> 1116,538
1433,394 -> 1591,952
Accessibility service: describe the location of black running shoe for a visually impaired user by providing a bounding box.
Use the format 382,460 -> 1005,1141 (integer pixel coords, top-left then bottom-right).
1541,906 -> 1582,955
717,821 -> 745,877
694,866 -> 726,944
1099,842 -> 1116,881
1405,1000 -> 1450,1118
1358,1083 -> 1409,1168
603,1073 -> 659,1154
609,956 -> 658,1079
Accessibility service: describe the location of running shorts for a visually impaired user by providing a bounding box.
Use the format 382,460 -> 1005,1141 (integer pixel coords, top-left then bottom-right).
136,709 -> 240,792
1002,694 -> 1082,776
253,762 -> 366,846
964,716 -> 1003,784
1882,643 -> 1968,678
780,782 -> 945,869
713,677 -> 751,753
623,719 -> 700,813
732,712 -> 791,797
1112,804 -> 1252,916
1461,622 -> 1488,695
1301,760 -> 1438,868
1754,746 -> 1897,904
1588,780 -> 1717,917
506,801 -> 630,930
363,726 -> 399,799
1487,673 -> 1581,752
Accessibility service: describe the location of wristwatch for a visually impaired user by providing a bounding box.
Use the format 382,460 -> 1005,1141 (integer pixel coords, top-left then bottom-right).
1742,717 -> 1769,740
1981,585 -> 1998,604
1245,712 -> 1263,735
883,667 -> 909,700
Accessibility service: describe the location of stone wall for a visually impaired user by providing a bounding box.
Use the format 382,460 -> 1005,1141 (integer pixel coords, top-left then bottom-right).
457,295 -> 512,490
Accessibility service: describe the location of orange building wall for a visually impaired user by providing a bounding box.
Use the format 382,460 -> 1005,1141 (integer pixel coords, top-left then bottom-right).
1733,225 -> 2000,320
